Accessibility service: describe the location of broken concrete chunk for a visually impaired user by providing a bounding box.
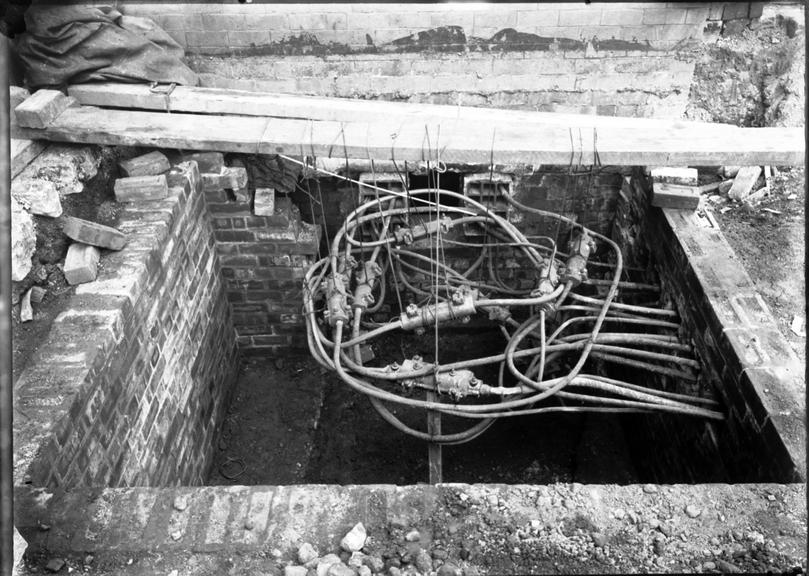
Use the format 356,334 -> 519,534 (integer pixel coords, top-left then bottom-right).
62,216 -> 127,250
166,161 -> 201,189
718,180 -> 734,195
222,166 -> 248,189
118,151 -> 170,177
327,564 -> 355,576
20,289 -> 33,322
651,182 -> 700,210
19,144 -> 99,196
15,90 -> 73,129
44,558 -> 66,573
11,195 -> 36,282
254,187 -> 275,216
297,542 -> 318,565
114,174 -> 169,202
11,177 -> 62,217
340,522 -> 367,552
233,187 -> 251,203
744,187 -> 770,205
728,166 -> 762,200
316,555 -> 342,576
720,165 -> 741,178
650,167 -> 698,187
181,151 -> 224,173
64,243 -> 101,285
29,286 -> 46,303
201,166 -> 249,192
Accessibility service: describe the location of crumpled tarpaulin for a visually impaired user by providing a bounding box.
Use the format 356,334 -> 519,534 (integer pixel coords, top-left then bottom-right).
14,5 -> 198,89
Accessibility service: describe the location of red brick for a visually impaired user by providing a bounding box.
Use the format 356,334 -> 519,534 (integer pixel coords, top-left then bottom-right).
62,216 -> 127,251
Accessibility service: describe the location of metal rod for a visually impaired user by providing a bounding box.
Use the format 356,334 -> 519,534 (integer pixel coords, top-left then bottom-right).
1,34 -> 16,576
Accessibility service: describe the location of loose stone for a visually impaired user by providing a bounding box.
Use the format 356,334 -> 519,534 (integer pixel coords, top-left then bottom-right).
298,543 -> 319,565
341,522 -> 367,552
404,529 -> 421,542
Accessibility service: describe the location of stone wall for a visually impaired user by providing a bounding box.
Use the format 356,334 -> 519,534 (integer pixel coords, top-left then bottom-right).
103,2 -> 762,118
13,159 -> 239,489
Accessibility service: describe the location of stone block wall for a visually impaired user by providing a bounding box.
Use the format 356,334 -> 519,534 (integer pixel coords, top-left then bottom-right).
614,172 -> 805,483
101,1 -> 760,119
13,159 -> 239,489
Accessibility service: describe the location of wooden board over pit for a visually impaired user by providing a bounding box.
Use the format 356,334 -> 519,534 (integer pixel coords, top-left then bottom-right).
12,86 -> 805,166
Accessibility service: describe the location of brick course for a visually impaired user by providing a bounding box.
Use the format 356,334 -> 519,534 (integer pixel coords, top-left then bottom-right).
203,156 -> 321,355
13,159 -> 240,489
613,173 -> 805,483
108,2 -> 757,119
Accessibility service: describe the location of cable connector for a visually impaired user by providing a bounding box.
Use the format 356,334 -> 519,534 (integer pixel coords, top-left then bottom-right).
353,261 -> 383,310
394,215 -> 454,245
561,230 -> 596,286
323,274 -> 351,326
400,288 -> 479,331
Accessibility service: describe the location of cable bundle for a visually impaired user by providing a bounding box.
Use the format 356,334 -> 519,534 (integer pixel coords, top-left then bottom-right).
302,180 -> 723,444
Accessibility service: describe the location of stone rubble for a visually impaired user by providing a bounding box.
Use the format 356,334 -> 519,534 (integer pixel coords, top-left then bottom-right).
11,194 -> 36,281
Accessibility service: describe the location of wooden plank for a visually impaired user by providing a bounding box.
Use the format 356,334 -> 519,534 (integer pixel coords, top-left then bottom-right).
69,82 -> 745,135
728,166 -> 763,200
426,390 -> 442,485
15,90 -> 75,129
13,106 -> 268,154
651,182 -> 701,210
11,104 -> 805,166
11,139 -> 46,179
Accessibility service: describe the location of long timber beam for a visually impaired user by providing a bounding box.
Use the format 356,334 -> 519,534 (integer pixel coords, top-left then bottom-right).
12,90 -> 805,166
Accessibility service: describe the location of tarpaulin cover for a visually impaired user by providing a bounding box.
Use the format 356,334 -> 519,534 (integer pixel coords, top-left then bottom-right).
15,5 -> 199,89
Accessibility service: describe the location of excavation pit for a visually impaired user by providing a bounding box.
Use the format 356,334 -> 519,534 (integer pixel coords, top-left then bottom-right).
11,153 -> 805,574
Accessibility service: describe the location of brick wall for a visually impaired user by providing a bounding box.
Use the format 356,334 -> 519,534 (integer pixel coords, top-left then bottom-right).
112,2 -> 755,52
101,1 -> 760,119
13,159 -> 240,489
614,172 -> 805,483
205,154 -> 321,355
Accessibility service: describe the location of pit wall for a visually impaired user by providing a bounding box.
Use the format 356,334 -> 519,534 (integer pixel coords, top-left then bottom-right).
295,164 -> 626,242
109,2 -> 760,117
206,155 -> 321,355
13,160 -> 239,490
614,172 -> 805,483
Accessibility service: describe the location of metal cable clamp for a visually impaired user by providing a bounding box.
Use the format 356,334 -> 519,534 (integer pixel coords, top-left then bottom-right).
149,82 -> 177,113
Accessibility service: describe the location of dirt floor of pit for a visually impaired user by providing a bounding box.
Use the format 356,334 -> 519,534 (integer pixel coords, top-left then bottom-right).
206,347 -> 645,487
